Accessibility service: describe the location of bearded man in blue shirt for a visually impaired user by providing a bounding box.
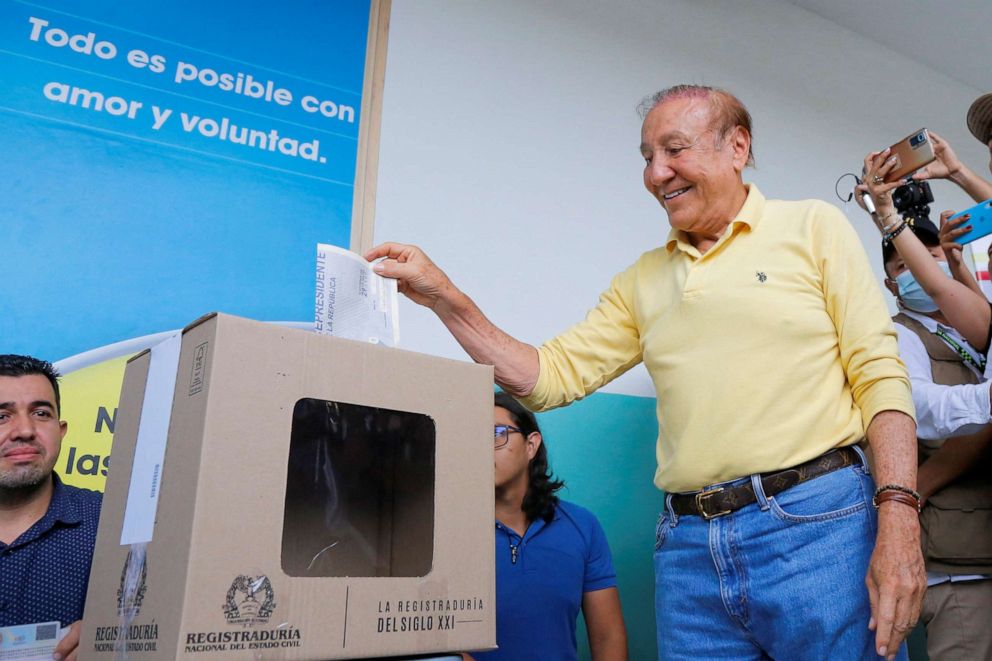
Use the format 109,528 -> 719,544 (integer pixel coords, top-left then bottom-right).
0,355 -> 102,661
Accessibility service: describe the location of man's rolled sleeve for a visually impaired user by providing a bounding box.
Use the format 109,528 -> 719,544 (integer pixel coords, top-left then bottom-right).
819,204 -> 915,426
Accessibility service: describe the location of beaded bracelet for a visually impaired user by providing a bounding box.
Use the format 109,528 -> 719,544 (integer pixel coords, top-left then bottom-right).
874,484 -> 922,500
877,212 -> 901,234
884,221 -> 908,242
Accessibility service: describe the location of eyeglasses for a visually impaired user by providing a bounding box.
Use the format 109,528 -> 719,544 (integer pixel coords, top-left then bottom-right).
494,424 -> 523,449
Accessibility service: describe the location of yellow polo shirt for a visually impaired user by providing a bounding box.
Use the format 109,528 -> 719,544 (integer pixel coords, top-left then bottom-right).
518,184 -> 915,492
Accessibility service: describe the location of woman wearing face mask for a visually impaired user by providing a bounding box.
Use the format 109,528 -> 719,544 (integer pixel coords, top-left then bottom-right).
876,216 -> 962,322
859,149 -> 992,353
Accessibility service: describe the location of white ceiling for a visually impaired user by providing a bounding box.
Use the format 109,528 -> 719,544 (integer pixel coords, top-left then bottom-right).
784,0 -> 991,92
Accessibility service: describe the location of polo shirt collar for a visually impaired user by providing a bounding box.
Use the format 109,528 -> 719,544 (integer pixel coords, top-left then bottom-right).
5,473 -> 82,550
525,504 -> 561,539
494,502 -> 561,540
46,473 -> 83,525
665,183 -> 766,254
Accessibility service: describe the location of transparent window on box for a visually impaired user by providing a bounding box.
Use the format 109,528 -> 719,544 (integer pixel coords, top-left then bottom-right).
282,398 -> 436,577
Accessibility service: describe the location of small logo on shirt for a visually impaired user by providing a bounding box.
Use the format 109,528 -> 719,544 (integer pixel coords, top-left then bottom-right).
756,271 -> 767,283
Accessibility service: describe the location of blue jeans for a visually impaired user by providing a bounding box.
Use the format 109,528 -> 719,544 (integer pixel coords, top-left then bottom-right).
654,450 -> 908,660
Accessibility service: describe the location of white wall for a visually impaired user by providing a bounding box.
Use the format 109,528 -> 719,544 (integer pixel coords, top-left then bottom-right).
373,6 -> 985,657
375,0 -> 989,397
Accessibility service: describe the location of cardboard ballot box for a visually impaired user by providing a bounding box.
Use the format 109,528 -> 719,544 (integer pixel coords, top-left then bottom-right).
80,313 -> 496,660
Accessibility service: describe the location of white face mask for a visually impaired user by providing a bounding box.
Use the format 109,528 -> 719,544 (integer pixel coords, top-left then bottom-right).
895,261 -> 953,314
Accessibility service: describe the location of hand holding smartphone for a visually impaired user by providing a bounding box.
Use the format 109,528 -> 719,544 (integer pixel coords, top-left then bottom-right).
948,198 -> 992,245
884,129 -> 936,183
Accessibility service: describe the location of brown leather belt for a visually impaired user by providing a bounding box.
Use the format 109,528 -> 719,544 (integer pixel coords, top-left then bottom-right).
669,446 -> 861,520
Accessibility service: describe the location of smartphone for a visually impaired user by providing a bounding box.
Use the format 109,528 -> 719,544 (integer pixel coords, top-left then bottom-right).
884,128 -> 936,183
950,198 -> 992,245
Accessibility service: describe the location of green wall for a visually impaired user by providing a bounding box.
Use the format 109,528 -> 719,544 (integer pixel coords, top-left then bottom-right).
533,391 -> 660,660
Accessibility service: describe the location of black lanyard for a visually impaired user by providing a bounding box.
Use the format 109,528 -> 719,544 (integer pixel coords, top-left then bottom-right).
934,328 -> 987,374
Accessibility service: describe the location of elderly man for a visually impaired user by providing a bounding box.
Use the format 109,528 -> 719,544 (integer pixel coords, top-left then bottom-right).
368,84 -> 924,660
0,355 -> 102,661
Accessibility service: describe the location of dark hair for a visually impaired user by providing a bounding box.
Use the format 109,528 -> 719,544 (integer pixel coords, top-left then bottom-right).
0,354 -> 61,414
637,84 -> 755,167
495,392 -> 564,522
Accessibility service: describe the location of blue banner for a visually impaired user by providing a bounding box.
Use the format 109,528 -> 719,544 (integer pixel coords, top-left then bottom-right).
1,0 -> 372,361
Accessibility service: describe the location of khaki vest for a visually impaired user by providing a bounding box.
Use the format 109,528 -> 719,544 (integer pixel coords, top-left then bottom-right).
894,313 -> 992,574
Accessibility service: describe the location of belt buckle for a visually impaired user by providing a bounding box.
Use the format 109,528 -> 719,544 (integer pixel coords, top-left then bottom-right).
695,486 -> 731,520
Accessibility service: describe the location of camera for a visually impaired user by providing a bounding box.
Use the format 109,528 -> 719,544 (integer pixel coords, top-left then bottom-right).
909,131 -> 927,148
892,180 -> 933,224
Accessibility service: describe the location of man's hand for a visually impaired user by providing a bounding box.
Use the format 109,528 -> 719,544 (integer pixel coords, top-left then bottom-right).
365,242 -> 458,311
365,241 -> 540,395
938,209 -> 987,296
864,410 -> 926,660
912,131 -> 962,182
912,131 -> 992,203
53,620 -> 81,661
866,504 -> 925,660
860,149 -> 903,220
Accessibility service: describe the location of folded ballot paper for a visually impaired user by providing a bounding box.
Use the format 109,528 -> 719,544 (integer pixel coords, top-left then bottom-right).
315,244 -> 399,347
0,622 -> 68,660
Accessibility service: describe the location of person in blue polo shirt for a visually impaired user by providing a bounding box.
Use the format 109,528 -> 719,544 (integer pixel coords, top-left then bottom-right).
0,355 -> 102,661
470,393 -> 627,661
